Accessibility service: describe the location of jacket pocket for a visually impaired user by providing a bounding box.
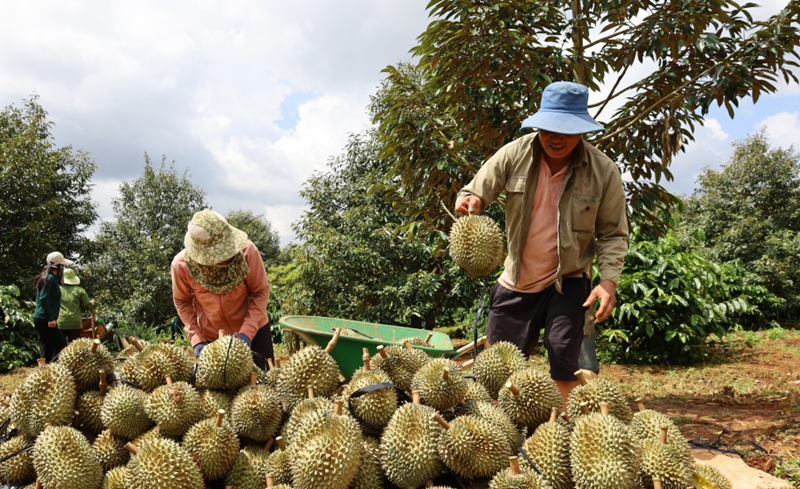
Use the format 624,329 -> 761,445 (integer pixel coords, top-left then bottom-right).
571,192 -> 601,233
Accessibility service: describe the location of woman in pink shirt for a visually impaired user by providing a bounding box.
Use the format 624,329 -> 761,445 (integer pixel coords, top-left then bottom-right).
171,209 -> 273,369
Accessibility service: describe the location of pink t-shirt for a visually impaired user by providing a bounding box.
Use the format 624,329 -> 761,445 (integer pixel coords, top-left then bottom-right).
499,159 -> 567,293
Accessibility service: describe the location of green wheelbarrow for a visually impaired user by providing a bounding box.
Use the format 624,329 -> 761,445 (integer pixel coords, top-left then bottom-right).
279,315 -> 456,380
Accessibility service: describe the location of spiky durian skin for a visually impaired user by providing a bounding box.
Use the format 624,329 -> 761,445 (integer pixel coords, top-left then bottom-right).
631,409 -> 692,465
198,388 -> 234,419
449,214 -> 505,279
289,412 -> 363,489
57,338 -> 115,392
102,466 -> 125,489
230,384 -> 282,441
0,434 -> 35,483
639,439 -> 693,489
566,378 -> 632,424
10,363 -> 76,437
398,336 -> 429,346
380,402 -> 444,489
132,425 -> 177,446
464,380 -> 493,402
520,420 -> 573,489
411,358 -> 468,411
196,335 -> 253,390
438,415 -> 512,479
343,367 -> 397,428
371,346 -> 429,393
225,447 -> 270,489
473,341 -> 528,399
100,384 -> 154,439
456,400 -> 526,451
92,429 -> 130,472
143,380 -> 203,437
693,463 -> 732,489
570,413 -> 641,489
264,366 -> 281,388
276,345 -> 341,412
488,467 -> 549,489
182,416 -> 240,480
348,436 -> 384,489
76,390 -> 105,434
497,368 -> 562,432
266,447 -> 293,486
282,397 -> 335,444
32,425 -> 103,489
124,437 -> 204,489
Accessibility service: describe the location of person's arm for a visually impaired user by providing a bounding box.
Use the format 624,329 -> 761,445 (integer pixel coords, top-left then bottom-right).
171,259 -> 203,347
455,144 -> 513,216
238,244 -> 270,342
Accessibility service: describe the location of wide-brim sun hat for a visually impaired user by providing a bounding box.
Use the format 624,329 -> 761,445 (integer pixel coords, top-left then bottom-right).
46,251 -> 74,267
63,268 -> 80,285
184,209 -> 248,266
521,81 -> 605,135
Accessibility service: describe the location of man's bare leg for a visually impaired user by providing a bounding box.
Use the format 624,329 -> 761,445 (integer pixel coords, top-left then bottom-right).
555,380 -> 580,412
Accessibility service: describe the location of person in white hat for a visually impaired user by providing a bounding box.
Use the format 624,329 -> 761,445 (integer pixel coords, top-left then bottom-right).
33,251 -> 74,361
171,209 -> 274,369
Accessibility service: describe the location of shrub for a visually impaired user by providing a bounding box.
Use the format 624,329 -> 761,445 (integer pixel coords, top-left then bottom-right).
0,285 -> 38,372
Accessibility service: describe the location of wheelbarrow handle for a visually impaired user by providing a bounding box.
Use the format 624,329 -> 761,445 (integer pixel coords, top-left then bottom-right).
446,335 -> 487,360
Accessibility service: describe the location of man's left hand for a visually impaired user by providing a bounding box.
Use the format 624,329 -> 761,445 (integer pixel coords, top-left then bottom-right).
583,280 -> 617,323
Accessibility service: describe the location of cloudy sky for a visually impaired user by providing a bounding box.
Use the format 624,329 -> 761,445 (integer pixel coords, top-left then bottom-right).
1,1 -> 798,246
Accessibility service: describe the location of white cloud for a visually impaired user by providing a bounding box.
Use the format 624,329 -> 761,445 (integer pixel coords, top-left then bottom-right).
759,112 -> 800,151
664,119 -> 731,197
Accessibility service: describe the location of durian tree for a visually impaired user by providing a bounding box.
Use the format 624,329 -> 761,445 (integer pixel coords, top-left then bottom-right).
225,209 -> 281,267
371,0 -> 800,244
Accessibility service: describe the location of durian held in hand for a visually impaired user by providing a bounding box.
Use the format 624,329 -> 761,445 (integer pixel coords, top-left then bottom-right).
446,203 -> 505,279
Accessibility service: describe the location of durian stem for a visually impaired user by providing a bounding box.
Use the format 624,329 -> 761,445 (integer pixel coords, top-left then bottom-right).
325,328 -> 341,354
432,413 -> 451,430
216,410 -> 225,427
425,481 -> 434,488
129,337 -> 144,352
334,400 -> 344,416
574,369 -> 589,386
125,442 -> 139,455
307,386 -> 315,399
264,438 -> 275,451
442,369 -> 450,381
509,456 -> 521,476
636,398 -> 646,412
275,358 -> 281,368
276,436 -> 286,451
362,348 -> 371,370
72,411 -> 80,428
37,358 -> 46,368
659,426 -> 668,445
441,201 -> 458,222
266,474 -> 275,487
412,390 -> 421,404
599,402 -> 610,416
99,370 -> 107,397
165,375 -> 173,386
550,407 -> 559,423
425,332 -> 434,343
36,481 -> 42,489
267,358 -> 274,369
505,381 -> 521,396
120,337 -> 130,349
250,372 -> 257,386
652,477 -> 663,489
580,402 -> 590,415
219,329 -> 225,339
404,340 -> 414,350
91,339 -> 100,353
377,345 -> 388,358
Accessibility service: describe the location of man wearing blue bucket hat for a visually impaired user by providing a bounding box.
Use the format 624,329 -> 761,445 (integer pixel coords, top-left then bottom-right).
455,81 -> 628,406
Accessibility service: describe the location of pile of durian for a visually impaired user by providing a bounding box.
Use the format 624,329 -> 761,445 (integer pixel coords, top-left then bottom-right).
0,332 -> 733,489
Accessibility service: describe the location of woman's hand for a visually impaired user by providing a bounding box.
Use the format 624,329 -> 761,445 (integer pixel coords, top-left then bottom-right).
47,320 -> 57,328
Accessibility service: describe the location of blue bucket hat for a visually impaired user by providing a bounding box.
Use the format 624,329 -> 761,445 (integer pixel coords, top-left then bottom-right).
521,82 -> 604,135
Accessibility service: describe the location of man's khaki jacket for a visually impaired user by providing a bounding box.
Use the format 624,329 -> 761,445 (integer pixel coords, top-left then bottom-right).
458,132 -> 629,292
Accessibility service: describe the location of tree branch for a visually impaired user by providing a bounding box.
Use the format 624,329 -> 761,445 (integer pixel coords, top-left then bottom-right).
592,62 -> 631,119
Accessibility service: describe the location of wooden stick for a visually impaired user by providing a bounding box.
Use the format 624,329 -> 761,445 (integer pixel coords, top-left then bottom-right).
580,402 -> 590,415
432,413 -> 451,430
37,358 -> 46,368
659,426 -> 668,445
509,456 -> 521,476
90,339 -> 100,353
424,332 -> 433,343
125,442 -> 139,455
325,328 -> 341,354
267,358 -> 274,369
307,386 -> 315,399
334,400 -> 343,416
266,474 -> 275,487
505,380 -> 520,396
377,345 -> 388,358
216,410 -> 225,427
636,398 -> 646,412
412,390 -> 421,405
451,335 -> 487,359
250,372 -> 257,386
276,436 -> 286,451
599,402 -> 610,416
574,370 -> 588,386
263,438 -> 274,451
550,407 -> 559,423
362,348 -> 371,371
99,370 -> 107,397
129,337 -> 144,352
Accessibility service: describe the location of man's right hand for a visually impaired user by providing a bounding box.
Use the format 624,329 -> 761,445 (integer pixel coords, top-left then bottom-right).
455,195 -> 482,217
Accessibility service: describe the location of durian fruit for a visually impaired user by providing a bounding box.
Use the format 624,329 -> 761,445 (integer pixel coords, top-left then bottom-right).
380,390 -> 444,489
32,425 -> 103,489
132,425 -> 177,446
398,332 -> 433,347
435,413 -> 512,479
693,463 -> 732,489
183,409 -> 240,481
57,338 -> 114,392
10,359 -> 76,436
123,438 -> 204,489
127,338 -> 192,392
497,368 -> 562,432
488,456 -> 549,489
100,384 -> 154,439
266,473 -> 293,489
411,358 -> 468,411
197,331 -> 254,390
225,446 -> 271,489
449,214 -> 505,279
519,408 -> 573,489
144,376 -> 203,437
464,380 -> 493,402
631,399 -> 691,466
199,388 -> 234,419
423,482 -> 456,489
276,330 -> 343,412
231,372 -> 283,442
0,434 -> 35,484
349,436 -> 385,489
92,429 -> 130,472
281,386 -> 334,444
570,402 -> 640,489
264,358 -> 282,388
473,341 -> 528,399
371,344 -> 429,393
456,399 -> 525,451
567,370 -> 633,424
289,400 -> 363,489
266,437 -> 293,486
101,466 -> 125,489
638,427 -> 693,489
342,348 -> 398,429
75,370 -> 109,435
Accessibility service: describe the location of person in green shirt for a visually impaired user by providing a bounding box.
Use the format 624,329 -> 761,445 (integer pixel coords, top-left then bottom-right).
58,268 -> 93,343
33,252 -> 72,361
